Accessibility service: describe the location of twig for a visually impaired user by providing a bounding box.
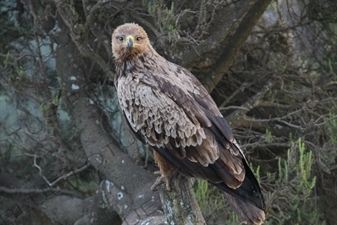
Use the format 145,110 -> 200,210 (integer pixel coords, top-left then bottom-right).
0,186 -> 81,197
33,155 -> 91,187
226,79 -> 276,127
219,81 -> 251,108
220,105 -> 249,111
27,0 -> 52,100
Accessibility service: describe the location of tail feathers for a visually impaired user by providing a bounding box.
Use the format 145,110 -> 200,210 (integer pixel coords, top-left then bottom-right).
224,193 -> 265,225
213,160 -> 266,224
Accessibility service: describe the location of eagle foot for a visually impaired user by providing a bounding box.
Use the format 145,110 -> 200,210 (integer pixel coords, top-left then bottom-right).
151,169 -> 177,191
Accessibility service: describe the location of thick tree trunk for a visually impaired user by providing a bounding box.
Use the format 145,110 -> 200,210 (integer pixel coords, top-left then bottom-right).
159,176 -> 206,225
54,21 -> 163,224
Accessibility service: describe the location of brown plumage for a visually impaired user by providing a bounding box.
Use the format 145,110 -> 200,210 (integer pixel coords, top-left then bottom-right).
112,23 -> 266,224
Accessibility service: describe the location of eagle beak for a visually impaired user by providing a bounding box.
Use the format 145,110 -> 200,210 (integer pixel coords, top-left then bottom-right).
126,35 -> 134,50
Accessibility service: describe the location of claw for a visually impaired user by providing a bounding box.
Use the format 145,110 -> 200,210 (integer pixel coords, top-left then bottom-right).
151,170 -> 177,191
151,173 -> 170,191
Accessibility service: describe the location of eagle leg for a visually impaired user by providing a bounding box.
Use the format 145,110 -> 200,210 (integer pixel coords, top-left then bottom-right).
151,169 -> 177,191
151,151 -> 177,191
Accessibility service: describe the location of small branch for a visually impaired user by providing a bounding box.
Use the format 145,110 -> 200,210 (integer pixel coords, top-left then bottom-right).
0,186 -> 80,197
249,100 -> 292,109
226,79 -> 275,127
27,0 -> 52,100
219,81 -> 251,108
11,86 -> 42,105
220,105 -> 249,111
33,154 -> 91,187
314,115 -> 337,127
81,0 -> 108,43
241,142 -> 291,149
130,13 -> 162,38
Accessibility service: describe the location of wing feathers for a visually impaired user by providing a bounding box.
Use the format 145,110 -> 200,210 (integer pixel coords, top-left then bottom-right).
120,69 -> 247,176
193,129 -> 219,165
211,162 -> 242,188
219,149 -> 244,178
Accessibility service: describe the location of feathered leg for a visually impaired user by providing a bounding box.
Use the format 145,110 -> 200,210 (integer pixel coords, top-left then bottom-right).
151,151 -> 177,191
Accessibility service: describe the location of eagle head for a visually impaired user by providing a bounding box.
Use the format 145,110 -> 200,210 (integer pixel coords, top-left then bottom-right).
112,23 -> 149,61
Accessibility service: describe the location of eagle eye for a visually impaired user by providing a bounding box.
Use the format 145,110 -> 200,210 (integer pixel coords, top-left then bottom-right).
136,36 -> 142,42
118,36 -> 124,42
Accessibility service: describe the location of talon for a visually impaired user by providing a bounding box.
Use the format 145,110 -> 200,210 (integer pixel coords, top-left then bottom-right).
151,169 -> 178,191
151,171 -> 172,191
151,171 -> 171,191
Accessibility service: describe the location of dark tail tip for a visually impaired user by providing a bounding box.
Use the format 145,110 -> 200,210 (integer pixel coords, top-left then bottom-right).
224,192 -> 265,225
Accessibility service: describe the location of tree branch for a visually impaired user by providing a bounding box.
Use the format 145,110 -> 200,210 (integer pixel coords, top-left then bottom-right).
226,79 -> 275,128
54,0 -> 115,79
202,0 -> 272,93
0,186 -> 80,197
180,0 -> 258,68
54,32 -> 161,221
32,154 -> 91,187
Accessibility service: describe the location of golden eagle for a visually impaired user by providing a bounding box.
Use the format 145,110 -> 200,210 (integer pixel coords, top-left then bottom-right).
112,23 -> 265,224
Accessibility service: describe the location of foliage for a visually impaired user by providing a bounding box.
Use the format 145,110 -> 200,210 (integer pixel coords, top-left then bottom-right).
143,0 -> 180,36
265,138 -> 319,224
194,180 -> 229,224
195,138 -> 323,225
319,113 -> 337,173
